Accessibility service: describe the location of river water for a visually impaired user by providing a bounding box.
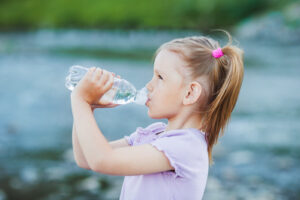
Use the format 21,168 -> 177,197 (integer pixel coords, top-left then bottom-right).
0,30 -> 299,200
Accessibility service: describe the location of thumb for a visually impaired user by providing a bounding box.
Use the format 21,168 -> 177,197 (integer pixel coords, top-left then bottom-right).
97,97 -> 111,105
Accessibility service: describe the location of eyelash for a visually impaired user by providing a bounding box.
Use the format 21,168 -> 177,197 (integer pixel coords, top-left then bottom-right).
158,74 -> 163,80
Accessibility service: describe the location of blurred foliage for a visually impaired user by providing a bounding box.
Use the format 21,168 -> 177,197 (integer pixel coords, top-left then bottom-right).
0,0 -> 296,30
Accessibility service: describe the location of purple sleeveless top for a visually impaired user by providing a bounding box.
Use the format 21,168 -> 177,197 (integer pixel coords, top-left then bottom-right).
120,122 -> 209,200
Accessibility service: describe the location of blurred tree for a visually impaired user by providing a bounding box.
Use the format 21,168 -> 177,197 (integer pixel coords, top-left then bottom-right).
0,0 -> 296,30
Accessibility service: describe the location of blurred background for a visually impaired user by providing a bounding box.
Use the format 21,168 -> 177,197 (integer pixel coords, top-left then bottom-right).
0,0 -> 300,199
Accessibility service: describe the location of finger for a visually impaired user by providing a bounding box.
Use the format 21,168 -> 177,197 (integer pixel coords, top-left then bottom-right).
103,72 -> 114,93
89,67 -> 97,75
88,67 -> 96,75
97,70 -> 110,86
90,67 -> 96,72
83,67 -> 96,80
97,97 -> 110,105
93,104 -> 118,108
92,67 -> 103,82
102,103 -> 118,108
110,71 -> 121,79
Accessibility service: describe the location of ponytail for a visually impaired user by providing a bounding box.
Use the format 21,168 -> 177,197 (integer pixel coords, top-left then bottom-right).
204,35 -> 244,165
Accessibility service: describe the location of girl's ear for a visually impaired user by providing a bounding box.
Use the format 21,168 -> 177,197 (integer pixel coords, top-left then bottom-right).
183,82 -> 202,105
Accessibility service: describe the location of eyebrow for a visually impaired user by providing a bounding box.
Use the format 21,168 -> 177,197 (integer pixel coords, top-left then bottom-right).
154,69 -> 164,75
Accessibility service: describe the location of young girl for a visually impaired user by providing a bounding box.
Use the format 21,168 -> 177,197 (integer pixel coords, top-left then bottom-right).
71,32 -> 244,200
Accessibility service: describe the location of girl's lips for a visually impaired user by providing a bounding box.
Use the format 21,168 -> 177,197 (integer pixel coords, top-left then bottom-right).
145,98 -> 150,106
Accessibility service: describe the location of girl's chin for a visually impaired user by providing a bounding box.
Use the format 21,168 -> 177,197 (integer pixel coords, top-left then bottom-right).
147,110 -> 165,119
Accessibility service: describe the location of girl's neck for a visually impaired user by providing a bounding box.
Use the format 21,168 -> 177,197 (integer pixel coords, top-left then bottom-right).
165,109 -> 204,132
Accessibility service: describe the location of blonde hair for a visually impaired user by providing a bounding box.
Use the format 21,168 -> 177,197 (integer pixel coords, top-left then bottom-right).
154,31 -> 244,165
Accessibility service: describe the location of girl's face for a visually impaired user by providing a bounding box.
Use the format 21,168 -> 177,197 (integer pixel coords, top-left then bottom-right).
146,49 -> 187,119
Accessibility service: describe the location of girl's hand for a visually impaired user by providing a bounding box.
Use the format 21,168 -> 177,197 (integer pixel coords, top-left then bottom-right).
91,72 -> 121,110
71,67 -> 114,105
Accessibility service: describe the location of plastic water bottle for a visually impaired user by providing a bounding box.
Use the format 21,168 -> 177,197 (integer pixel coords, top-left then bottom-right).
65,65 -> 148,105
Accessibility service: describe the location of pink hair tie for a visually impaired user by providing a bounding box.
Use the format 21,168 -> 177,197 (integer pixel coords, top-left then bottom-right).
212,48 -> 224,58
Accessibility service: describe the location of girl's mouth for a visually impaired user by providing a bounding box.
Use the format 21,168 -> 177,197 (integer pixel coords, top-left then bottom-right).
145,98 -> 151,106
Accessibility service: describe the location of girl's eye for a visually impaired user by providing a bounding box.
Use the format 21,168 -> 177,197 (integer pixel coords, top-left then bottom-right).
158,74 -> 163,80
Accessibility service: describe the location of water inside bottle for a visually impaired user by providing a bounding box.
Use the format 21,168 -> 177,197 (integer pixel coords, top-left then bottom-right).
100,81 -> 137,105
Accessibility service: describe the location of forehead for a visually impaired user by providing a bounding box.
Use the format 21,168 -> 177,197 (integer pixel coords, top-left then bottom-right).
153,49 -> 187,76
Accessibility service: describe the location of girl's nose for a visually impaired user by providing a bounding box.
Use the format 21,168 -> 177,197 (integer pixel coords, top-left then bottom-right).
146,81 -> 152,92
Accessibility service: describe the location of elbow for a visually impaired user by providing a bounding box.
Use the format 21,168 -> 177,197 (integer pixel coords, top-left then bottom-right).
75,159 -> 91,170
89,158 -> 117,175
77,163 -> 91,170
90,159 -> 104,173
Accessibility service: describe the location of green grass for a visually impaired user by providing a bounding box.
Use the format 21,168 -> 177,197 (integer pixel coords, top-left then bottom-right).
0,0 -> 294,31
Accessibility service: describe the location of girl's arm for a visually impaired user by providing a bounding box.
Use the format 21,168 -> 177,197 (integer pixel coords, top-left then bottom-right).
72,123 -> 128,170
71,68 -> 174,176
71,97 -> 114,171
72,122 -> 91,170
73,122 -> 128,170
72,97 -> 174,176
109,138 -> 130,149
91,106 -> 130,149
72,105 -> 127,170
